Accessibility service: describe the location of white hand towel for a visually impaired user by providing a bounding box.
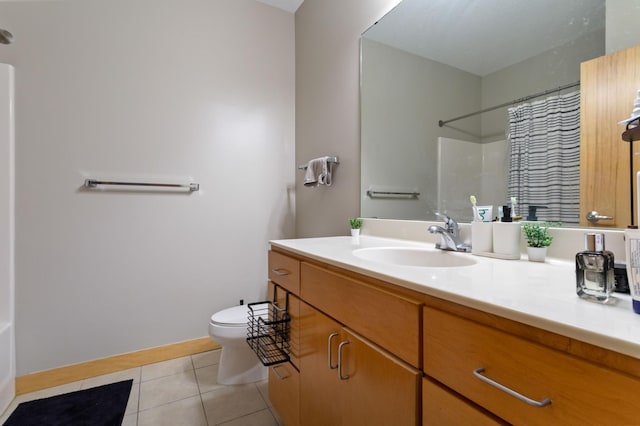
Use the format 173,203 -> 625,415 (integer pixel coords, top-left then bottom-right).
304,157 -> 329,187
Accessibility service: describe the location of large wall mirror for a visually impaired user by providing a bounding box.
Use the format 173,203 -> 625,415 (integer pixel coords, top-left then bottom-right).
361,0 -> 639,227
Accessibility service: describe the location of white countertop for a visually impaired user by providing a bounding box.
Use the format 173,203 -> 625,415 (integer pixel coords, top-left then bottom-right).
270,235 -> 640,360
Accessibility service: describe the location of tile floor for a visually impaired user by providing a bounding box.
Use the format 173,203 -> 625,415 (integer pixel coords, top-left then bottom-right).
0,349 -> 283,426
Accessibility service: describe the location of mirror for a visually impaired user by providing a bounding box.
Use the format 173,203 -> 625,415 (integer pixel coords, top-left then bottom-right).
360,0 -> 609,225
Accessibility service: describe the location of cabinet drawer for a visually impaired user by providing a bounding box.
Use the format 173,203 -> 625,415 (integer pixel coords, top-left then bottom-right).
269,250 -> 300,295
423,377 -> 505,426
423,307 -> 640,425
269,362 -> 300,426
301,262 -> 421,368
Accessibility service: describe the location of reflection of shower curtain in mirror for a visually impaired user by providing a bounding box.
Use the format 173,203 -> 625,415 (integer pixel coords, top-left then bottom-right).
508,91 -> 580,224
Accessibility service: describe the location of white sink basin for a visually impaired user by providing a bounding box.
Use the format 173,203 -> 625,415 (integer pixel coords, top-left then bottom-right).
352,247 -> 477,268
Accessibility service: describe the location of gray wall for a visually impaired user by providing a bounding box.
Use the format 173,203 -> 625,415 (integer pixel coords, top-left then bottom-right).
0,0 -> 295,376
294,0 -> 401,237
360,39 -> 481,220
606,0 -> 640,53
481,29 -> 605,141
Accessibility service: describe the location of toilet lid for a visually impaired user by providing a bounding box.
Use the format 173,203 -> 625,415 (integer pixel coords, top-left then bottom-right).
210,305 -> 249,326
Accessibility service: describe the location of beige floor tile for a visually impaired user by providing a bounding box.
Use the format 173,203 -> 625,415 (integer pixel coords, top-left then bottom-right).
124,383 -> 140,416
217,408 -> 278,426
192,349 -> 221,369
122,412 -> 138,426
202,384 -> 268,425
269,407 -> 283,426
138,395 -> 207,426
81,367 -> 141,388
141,356 -> 194,382
254,380 -> 271,408
139,370 -> 200,411
194,364 -> 225,394
13,380 -> 83,404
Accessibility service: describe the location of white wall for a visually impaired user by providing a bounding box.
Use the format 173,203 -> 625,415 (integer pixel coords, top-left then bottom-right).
295,0 -> 401,237
0,0 -> 295,376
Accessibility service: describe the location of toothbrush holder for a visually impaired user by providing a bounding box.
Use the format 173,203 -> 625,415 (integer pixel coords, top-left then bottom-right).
472,222 -> 493,254
492,222 -> 521,257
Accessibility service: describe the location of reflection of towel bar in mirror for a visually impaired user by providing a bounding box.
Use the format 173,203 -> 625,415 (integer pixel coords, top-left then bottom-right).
366,190 -> 420,199
84,179 -> 199,192
297,156 -> 339,170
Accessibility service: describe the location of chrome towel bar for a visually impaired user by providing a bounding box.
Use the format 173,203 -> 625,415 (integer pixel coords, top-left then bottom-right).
297,156 -> 339,170
84,179 -> 199,192
366,190 -> 419,199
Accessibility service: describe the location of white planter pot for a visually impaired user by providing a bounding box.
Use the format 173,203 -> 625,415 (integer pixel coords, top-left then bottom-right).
350,228 -> 360,237
527,246 -> 547,262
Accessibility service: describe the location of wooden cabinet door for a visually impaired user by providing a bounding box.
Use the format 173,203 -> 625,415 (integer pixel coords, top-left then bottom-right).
299,301 -> 420,426
299,301 -> 344,426
269,362 -> 300,426
580,44 -> 640,227
340,328 -> 420,426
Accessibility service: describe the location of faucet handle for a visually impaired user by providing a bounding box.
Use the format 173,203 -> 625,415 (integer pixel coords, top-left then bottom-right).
435,212 -> 449,222
435,212 -> 458,235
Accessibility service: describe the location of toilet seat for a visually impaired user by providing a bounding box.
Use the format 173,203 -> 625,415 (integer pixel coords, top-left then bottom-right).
210,305 -> 249,327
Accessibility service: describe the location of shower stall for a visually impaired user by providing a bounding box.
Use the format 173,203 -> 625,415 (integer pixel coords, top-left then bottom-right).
0,62 -> 15,414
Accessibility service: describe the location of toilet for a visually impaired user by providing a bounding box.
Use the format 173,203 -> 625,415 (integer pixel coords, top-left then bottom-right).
208,305 -> 267,385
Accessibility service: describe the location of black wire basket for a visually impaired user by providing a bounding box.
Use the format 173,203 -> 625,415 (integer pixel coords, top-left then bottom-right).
246,299 -> 290,366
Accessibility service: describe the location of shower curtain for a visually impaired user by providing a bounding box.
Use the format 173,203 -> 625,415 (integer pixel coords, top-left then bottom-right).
507,90 -> 580,225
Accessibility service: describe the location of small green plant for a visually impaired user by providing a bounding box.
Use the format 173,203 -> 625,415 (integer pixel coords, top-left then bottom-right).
522,222 -> 557,247
349,218 -> 363,229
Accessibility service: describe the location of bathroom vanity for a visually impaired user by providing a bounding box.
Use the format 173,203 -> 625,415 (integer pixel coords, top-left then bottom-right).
266,236 -> 640,426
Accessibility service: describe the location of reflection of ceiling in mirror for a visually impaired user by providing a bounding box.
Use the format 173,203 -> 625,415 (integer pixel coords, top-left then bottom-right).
363,0 -> 605,76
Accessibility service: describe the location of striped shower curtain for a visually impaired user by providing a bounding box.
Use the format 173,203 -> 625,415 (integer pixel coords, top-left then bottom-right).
507,91 -> 580,225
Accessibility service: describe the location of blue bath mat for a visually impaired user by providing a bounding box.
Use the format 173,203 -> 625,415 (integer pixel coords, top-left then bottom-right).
3,379 -> 133,426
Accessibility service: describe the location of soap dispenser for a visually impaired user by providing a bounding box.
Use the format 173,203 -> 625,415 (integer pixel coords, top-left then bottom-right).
576,233 -> 616,303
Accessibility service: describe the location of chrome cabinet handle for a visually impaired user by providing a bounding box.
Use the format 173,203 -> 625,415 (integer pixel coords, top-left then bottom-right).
473,368 -> 551,408
271,268 -> 290,276
327,333 -> 339,369
338,340 -> 350,380
586,211 -> 613,223
272,364 -> 289,381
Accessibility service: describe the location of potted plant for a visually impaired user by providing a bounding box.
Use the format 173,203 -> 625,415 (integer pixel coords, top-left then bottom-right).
522,222 -> 556,262
349,218 -> 363,237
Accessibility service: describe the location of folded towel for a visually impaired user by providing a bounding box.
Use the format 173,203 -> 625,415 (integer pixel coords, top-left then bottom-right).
304,157 -> 331,187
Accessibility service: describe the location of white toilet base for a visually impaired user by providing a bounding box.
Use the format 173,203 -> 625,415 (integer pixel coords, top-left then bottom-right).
217,345 -> 267,385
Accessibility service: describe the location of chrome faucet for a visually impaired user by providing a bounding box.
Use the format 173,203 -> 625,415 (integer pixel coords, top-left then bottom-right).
428,213 -> 471,252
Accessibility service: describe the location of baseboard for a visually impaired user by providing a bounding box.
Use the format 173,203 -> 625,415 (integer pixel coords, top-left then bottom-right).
16,337 -> 221,395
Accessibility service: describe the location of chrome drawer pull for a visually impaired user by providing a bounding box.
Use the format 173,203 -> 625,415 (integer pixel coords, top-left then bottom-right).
272,365 -> 289,381
338,340 -> 350,380
473,367 -> 551,408
271,268 -> 290,276
328,333 -> 339,369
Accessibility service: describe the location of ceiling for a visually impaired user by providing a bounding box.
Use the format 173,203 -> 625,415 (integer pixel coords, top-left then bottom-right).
255,0 -> 304,13
363,0 -> 605,76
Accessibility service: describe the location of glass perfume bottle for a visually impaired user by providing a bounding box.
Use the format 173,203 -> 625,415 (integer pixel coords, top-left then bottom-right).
576,233 -> 616,303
